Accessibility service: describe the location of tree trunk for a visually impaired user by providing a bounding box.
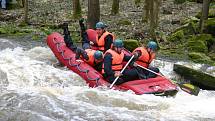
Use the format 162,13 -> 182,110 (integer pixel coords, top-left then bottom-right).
143,0 -> 161,39
88,0 -> 100,29
111,0 -> 119,15
199,0 -> 211,33
24,0 -> 28,24
73,0 -> 82,19
149,0 -> 155,39
142,0 -> 150,22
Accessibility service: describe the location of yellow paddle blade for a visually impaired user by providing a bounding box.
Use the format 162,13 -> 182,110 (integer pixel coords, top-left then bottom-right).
183,83 -> 195,90
179,83 -> 200,96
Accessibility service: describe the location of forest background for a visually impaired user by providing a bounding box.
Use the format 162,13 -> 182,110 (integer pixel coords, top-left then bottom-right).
0,0 -> 215,66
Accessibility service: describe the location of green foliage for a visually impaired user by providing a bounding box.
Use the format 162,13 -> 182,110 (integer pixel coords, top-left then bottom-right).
18,21 -> 28,27
168,30 -> 184,42
187,21 -> 199,34
205,18 -> 215,36
180,17 -> 199,25
7,2 -> 21,9
32,34 -> 40,40
177,21 -> 199,35
70,31 -> 81,42
208,9 -> 215,18
187,0 -> 198,2
123,39 -> 139,52
187,34 -> 213,53
174,0 -> 186,4
188,52 -> 215,65
40,28 -> 52,35
0,28 -> 7,34
117,19 -> 132,25
188,40 -> 208,53
135,0 -> 141,7
0,24 -> 21,35
208,52 -> 215,61
196,9 -> 215,19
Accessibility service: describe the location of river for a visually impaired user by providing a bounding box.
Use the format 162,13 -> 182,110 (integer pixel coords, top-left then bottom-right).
0,38 -> 215,121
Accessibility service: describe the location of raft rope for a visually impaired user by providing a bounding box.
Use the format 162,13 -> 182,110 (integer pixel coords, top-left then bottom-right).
53,38 -> 100,86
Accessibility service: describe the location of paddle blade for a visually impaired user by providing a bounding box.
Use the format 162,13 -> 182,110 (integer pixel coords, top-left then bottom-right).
178,83 -> 200,96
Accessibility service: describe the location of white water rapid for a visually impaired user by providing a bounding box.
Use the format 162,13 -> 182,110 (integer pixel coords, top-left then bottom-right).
0,39 -> 215,121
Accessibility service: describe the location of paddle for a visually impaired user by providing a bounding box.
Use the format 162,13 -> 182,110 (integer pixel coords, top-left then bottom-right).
109,55 -> 135,89
136,64 -> 200,96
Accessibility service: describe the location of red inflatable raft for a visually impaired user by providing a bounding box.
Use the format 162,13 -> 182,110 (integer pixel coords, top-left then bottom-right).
47,32 -> 178,96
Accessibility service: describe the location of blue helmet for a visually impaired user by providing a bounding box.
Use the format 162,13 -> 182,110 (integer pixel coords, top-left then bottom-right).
147,41 -> 157,51
94,50 -> 103,60
95,22 -> 107,29
113,39 -> 124,48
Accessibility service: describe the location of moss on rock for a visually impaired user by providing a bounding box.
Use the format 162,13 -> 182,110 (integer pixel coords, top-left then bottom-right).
188,52 -> 214,65
167,30 -> 184,42
173,63 -> 215,90
187,34 -> 213,53
174,21 -> 198,37
123,39 -> 139,52
117,19 -> 132,26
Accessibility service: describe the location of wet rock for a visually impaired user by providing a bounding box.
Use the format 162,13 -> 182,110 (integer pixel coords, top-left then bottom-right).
173,63 -> 215,90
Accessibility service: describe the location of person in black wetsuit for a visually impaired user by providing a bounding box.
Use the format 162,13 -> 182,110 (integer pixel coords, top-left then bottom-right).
79,19 -> 115,53
102,39 -> 139,85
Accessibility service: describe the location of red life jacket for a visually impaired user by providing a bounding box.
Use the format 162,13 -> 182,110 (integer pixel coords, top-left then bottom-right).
132,47 -> 155,68
102,49 -> 124,74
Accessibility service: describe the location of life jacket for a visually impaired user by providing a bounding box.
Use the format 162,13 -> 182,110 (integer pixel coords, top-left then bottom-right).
90,31 -> 115,51
132,47 -> 155,68
84,49 -> 96,66
102,49 -> 124,74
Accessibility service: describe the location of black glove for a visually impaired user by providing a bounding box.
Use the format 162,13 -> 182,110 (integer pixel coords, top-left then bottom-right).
75,48 -> 81,59
81,50 -> 89,60
133,52 -> 140,59
60,22 -> 70,35
79,18 -> 85,24
79,18 -> 86,32
75,47 -> 89,60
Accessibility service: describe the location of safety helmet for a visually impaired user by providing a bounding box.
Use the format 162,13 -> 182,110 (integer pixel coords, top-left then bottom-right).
113,39 -> 124,48
147,41 -> 157,51
95,22 -> 107,29
94,50 -> 103,60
